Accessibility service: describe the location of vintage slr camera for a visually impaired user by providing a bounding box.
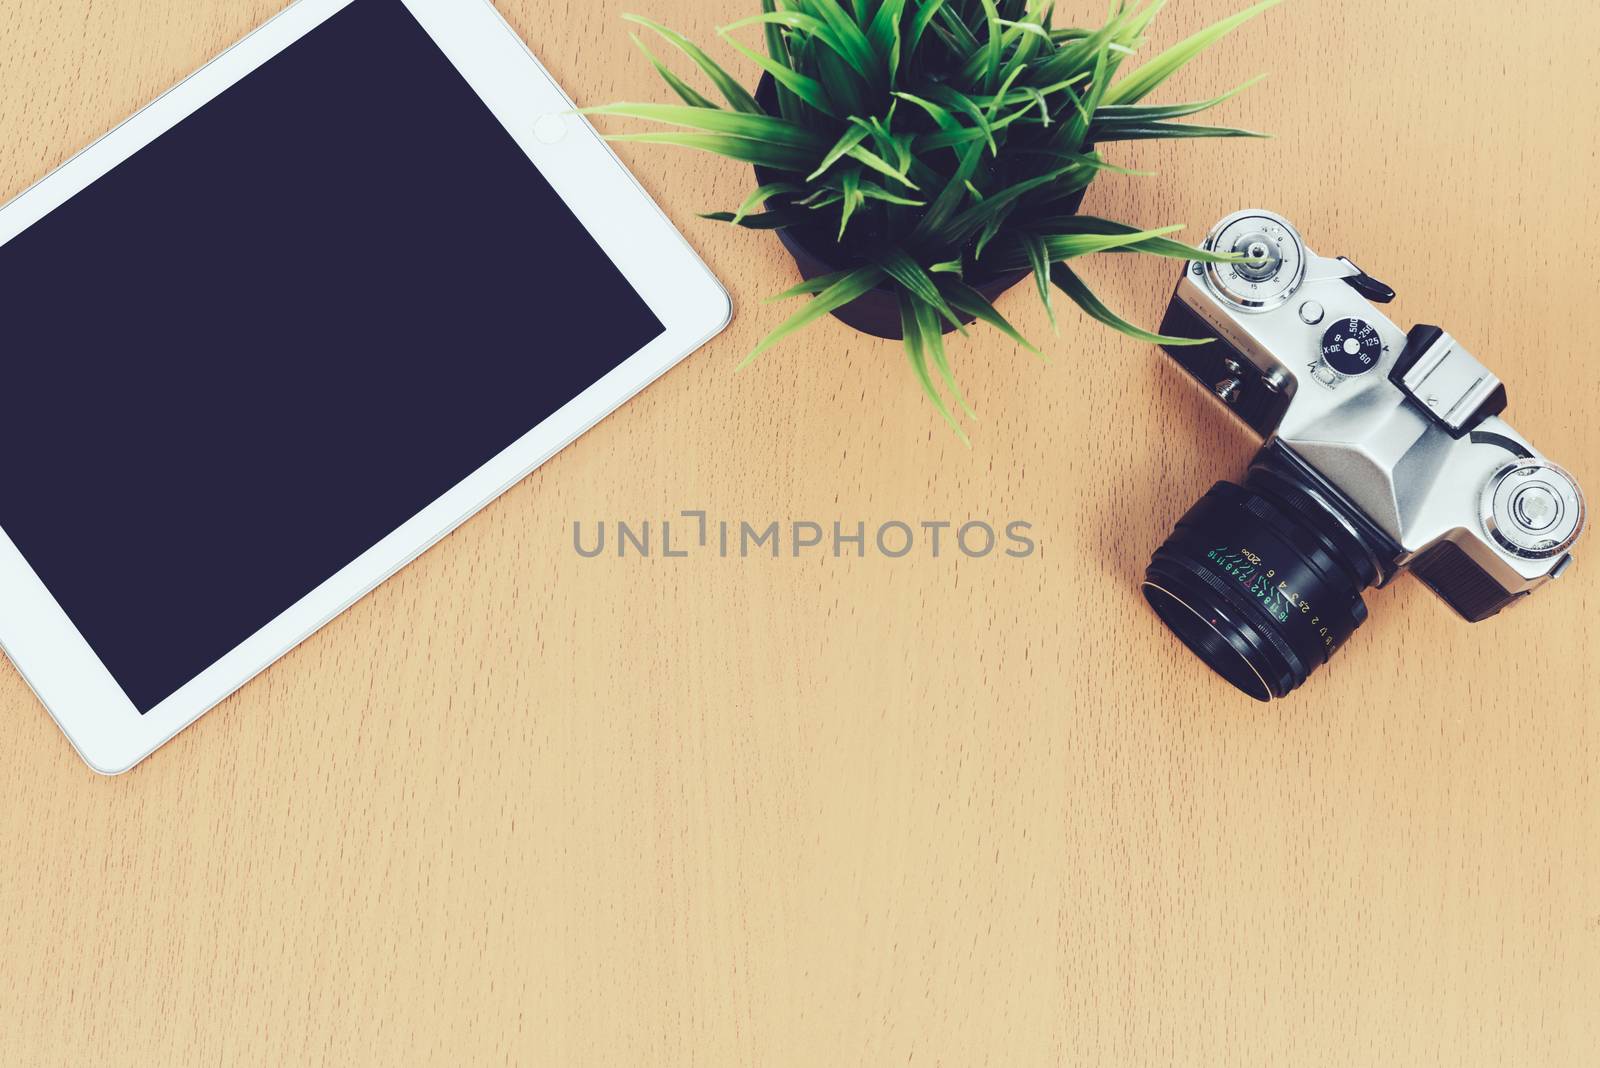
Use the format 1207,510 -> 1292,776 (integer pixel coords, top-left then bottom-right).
1144,210 -> 1585,699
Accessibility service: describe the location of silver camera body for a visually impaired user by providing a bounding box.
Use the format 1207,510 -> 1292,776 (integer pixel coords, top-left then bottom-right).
1158,209 -> 1584,622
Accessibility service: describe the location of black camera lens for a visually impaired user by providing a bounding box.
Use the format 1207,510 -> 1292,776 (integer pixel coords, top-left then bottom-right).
1143,448 -> 1397,700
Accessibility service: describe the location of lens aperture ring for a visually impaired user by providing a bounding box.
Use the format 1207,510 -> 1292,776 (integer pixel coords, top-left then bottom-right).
1194,486 -> 1365,660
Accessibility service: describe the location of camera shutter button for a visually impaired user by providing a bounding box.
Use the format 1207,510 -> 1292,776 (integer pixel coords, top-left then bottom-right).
1298,300 -> 1324,325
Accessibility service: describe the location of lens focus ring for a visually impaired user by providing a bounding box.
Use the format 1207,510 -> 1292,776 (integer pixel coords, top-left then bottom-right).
1143,455 -> 1389,700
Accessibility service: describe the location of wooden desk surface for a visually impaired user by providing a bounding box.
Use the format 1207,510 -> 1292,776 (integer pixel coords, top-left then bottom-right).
2,1 -> 1596,1063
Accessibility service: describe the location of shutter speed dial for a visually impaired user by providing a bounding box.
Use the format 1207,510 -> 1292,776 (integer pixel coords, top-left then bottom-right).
1320,317 -> 1382,376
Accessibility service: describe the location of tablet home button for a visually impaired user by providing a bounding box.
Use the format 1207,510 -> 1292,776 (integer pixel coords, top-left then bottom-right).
533,113 -> 570,145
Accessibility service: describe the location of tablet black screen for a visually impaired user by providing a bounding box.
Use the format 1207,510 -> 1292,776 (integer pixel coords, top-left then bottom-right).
0,0 -> 665,712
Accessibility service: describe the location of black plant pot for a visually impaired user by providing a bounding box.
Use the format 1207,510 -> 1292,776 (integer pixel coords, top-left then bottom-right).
750,75 -> 1087,341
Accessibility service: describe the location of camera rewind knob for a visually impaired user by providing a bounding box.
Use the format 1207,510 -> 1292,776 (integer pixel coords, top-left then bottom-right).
1482,459 -> 1586,561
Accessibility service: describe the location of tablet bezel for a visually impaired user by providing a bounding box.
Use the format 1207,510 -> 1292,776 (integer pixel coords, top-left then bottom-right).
0,0 -> 731,773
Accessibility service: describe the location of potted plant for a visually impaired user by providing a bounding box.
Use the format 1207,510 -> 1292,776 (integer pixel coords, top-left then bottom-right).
589,0 -> 1279,439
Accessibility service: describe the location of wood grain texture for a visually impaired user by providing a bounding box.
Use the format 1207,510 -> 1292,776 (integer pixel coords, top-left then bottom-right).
1,1 -> 1597,1063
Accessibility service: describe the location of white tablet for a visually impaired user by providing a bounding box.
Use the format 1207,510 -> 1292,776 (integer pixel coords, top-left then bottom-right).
0,0 -> 730,773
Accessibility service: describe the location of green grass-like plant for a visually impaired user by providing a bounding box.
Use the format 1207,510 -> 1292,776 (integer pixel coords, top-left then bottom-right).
590,0 -> 1280,439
